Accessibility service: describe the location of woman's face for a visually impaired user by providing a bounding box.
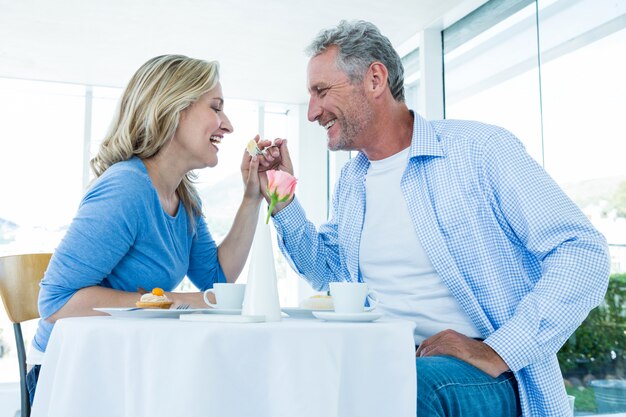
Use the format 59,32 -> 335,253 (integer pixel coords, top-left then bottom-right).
172,82 -> 233,169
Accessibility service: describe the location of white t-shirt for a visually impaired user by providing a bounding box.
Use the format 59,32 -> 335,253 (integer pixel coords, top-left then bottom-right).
359,146 -> 481,344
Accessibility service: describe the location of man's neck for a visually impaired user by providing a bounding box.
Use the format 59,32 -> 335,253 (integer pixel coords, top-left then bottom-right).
362,103 -> 414,161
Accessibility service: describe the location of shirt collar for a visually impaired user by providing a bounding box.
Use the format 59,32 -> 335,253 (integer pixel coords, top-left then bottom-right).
408,111 -> 446,159
352,111 -> 445,171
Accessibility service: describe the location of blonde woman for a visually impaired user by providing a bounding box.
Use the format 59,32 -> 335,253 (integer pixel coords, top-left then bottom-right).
27,55 -> 270,402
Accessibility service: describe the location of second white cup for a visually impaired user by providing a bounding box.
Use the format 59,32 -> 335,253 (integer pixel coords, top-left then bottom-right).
329,282 -> 379,314
203,283 -> 246,309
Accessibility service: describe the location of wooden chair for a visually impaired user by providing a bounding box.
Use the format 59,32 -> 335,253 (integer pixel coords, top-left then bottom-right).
0,253 -> 52,417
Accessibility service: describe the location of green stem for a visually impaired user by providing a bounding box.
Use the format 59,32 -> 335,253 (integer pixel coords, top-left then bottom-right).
266,198 -> 276,224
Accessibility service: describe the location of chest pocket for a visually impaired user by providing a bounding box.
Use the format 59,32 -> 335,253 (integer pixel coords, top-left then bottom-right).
427,171 -> 481,242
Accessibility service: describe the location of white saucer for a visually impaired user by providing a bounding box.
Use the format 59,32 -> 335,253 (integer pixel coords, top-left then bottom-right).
95,307 -> 242,318
312,311 -> 383,323
94,307 -> 212,319
281,307 -> 330,319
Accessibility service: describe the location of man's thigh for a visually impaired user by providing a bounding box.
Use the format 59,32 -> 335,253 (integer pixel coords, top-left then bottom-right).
416,355 -> 521,417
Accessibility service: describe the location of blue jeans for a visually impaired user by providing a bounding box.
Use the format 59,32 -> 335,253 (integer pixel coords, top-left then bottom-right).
26,364 -> 41,407
416,356 -> 521,417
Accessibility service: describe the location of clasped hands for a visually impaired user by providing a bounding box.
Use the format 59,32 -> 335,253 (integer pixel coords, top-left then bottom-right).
416,329 -> 510,378
241,136 -> 293,205
246,136 -> 291,173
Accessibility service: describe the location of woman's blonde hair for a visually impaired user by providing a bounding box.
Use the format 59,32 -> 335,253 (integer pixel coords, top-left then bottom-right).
90,54 -> 220,226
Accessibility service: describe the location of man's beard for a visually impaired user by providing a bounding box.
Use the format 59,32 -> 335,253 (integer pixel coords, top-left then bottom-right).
328,90 -> 372,152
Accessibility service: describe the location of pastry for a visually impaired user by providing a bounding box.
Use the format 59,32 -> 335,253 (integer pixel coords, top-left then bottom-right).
246,139 -> 261,156
246,138 -> 278,157
135,287 -> 173,309
299,294 -> 334,310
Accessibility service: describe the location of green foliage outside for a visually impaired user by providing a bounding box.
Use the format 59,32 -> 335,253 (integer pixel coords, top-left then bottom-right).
558,273 -> 626,412
558,273 -> 626,376
566,386 -> 596,413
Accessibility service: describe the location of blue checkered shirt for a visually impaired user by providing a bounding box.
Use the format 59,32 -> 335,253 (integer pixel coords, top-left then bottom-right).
273,112 -> 610,416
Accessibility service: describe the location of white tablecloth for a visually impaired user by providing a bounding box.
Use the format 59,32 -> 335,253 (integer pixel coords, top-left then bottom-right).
32,316 -> 417,417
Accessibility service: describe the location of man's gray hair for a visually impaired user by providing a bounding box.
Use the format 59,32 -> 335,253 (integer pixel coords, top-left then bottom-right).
305,20 -> 405,102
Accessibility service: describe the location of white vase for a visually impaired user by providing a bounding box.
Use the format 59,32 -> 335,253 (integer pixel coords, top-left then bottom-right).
241,210 -> 282,321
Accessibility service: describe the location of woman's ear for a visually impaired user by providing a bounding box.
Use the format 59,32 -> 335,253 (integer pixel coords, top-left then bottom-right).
366,62 -> 389,98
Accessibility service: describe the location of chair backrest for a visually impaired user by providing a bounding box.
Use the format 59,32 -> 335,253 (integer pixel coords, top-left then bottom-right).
0,253 -> 52,323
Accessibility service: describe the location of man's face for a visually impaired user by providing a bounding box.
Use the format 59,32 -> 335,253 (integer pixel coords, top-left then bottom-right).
307,47 -> 372,151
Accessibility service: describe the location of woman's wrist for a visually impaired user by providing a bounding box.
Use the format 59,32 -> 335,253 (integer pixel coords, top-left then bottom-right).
166,291 -> 208,309
242,195 -> 263,208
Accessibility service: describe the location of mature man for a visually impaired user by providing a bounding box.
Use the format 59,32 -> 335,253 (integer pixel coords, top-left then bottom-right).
265,20 -> 609,416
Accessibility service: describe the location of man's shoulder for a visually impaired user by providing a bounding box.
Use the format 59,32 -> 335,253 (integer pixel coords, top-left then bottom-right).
427,119 -> 520,156
431,118 -> 512,140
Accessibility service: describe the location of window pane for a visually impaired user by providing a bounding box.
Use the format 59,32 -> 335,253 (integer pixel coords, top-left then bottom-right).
90,86 -> 123,161
443,0 -> 543,162
0,78 -> 85,254
402,47 -> 422,113
404,80 -> 422,115
539,0 -> 626,414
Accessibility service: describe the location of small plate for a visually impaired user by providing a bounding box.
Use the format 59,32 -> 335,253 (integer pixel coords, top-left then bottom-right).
94,307 -> 213,319
281,307 -> 330,319
312,311 -> 383,323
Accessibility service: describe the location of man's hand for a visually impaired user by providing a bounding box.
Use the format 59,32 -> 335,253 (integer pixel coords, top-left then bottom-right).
258,137 -> 293,175
240,136 -> 295,217
259,138 -> 295,212
416,329 -> 509,378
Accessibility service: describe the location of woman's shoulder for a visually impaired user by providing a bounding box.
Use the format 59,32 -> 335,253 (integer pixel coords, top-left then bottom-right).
92,157 -> 151,191
84,157 -> 154,207
100,157 -> 148,179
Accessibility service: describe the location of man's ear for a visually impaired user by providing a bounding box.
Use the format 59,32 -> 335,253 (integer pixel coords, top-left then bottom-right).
366,62 -> 389,98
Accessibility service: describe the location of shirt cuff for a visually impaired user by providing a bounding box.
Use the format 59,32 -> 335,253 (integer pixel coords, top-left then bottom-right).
484,319 -> 542,372
272,196 -> 306,234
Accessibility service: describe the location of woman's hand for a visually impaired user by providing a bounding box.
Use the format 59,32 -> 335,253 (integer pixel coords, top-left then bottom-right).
240,138 -> 262,202
241,135 -> 294,202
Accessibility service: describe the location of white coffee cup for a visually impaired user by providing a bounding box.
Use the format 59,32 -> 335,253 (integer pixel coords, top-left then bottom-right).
203,283 -> 246,309
329,282 -> 379,314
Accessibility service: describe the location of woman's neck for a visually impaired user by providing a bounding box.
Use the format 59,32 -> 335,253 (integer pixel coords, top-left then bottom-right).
143,156 -> 183,216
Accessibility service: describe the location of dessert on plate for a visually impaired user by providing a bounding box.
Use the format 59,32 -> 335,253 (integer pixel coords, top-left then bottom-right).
135,287 -> 173,309
299,294 -> 334,310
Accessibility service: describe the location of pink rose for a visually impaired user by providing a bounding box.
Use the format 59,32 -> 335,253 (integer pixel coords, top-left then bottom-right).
266,170 -> 297,223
